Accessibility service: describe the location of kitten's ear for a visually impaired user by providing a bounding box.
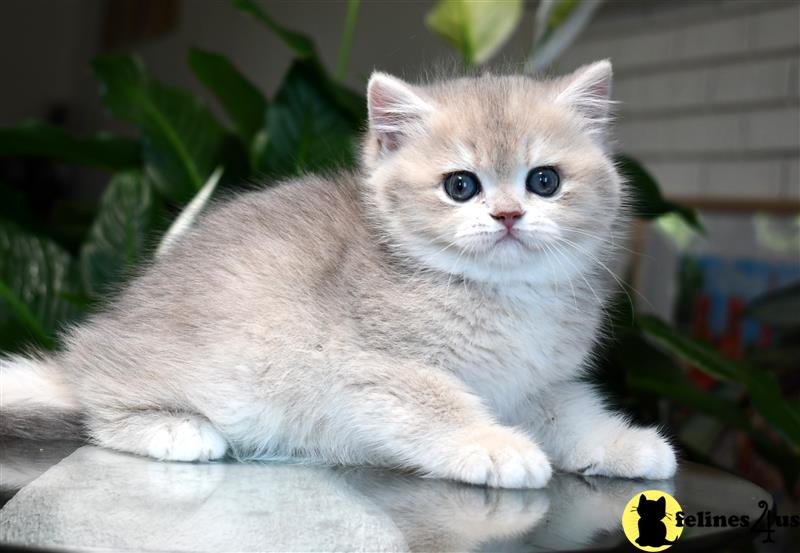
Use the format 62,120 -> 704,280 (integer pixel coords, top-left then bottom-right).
639,494 -> 647,504
367,72 -> 432,154
657,496 -> 666,507
554,60 -> 613,135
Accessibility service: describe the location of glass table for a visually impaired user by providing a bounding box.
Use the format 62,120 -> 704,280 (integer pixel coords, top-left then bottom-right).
0,437 -> 773,552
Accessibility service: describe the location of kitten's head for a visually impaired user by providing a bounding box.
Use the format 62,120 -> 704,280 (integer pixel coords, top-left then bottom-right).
361,61 -> 625,283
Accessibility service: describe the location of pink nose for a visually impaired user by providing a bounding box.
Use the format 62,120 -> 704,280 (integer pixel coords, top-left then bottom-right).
491,210 -> 524,229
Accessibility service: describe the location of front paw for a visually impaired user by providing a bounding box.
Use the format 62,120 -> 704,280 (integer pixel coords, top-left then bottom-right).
571,426 -> 677,480
441,425 -> 553,489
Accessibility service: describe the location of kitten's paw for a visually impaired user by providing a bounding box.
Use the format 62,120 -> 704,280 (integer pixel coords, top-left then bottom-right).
146,416 -> 228,462
576,426 -> 676,480
447,426 -> 552,489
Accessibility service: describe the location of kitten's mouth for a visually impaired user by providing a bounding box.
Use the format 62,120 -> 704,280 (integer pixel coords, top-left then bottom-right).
495,231 -> 524,247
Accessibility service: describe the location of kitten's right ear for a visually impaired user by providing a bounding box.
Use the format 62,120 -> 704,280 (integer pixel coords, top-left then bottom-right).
367,72 -> 431,154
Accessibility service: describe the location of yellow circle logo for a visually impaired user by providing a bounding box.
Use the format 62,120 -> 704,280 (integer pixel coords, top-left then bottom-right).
621,490 -> 683,551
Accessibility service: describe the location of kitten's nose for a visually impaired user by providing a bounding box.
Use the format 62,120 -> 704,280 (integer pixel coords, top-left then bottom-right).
491,210 -> 524,229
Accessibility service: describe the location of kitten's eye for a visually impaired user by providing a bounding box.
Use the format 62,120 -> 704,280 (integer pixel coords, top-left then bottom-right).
526,166 -> 560,197
443,171 -> 481,202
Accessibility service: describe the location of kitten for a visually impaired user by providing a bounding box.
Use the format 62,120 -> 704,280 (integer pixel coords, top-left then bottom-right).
0,60 -> 676,488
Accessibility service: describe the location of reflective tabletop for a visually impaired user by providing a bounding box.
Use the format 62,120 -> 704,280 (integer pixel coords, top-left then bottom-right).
0,438 -> 771,552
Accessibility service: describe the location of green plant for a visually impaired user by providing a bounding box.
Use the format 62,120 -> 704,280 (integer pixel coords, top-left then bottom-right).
0,0 -> 796,491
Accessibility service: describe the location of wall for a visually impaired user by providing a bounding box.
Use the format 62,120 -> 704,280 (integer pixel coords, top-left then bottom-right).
554,0 -> 800,203
0,0 -> 104,127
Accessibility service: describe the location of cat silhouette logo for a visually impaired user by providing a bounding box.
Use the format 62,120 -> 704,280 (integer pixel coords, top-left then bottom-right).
621,490 -> 683,551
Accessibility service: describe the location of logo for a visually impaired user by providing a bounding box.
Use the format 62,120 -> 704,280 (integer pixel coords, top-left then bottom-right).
621,490 -> 683,551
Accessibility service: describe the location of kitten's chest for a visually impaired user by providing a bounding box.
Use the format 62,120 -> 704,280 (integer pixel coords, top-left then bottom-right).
399,281 -> 598,420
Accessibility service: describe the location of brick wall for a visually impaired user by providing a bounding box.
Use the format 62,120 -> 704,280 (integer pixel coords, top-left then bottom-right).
553,0 -> 800,203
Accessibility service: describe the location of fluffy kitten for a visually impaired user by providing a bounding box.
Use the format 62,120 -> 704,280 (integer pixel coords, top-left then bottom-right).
1,60 -> 676,488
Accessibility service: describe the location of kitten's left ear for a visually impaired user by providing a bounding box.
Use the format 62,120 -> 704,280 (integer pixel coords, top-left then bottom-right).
367,72 -> 432,154
554,59 -> 614,135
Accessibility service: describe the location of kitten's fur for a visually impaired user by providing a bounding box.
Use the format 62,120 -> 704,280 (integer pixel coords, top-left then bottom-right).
0,61 -> 676,488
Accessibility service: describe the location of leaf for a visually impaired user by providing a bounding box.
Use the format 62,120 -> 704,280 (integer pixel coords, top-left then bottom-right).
188,48 -> 268,147
327,78 -> 368,124
526,0 -> 604,73
615,154 -> 704,232
232,0 -> 316,59
626,364 -> 750,431
0,222 -> 82,351
156,167 -> 223,259
637,315 -> 744,382
426,0 -> 523,66
80,172 -> 162,297
0,121 -> 141,171
746,282 -> 800,327
92,54 -> 227,203
638,314 -> 800,447
256,61 -> 359,178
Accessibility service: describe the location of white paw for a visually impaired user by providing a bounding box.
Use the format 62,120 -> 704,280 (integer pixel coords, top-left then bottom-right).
146,417 -> 228,462
579,426 -> 676,480
447,426 -> 552,489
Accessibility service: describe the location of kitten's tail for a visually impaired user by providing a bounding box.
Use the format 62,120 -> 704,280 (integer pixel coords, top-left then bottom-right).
0,354 -> 84,439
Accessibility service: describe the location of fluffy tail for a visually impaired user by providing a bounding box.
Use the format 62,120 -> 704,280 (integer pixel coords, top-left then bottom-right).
0,354 -> 84,439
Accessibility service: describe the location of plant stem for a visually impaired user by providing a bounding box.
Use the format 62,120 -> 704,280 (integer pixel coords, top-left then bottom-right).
335,0 -> 361,82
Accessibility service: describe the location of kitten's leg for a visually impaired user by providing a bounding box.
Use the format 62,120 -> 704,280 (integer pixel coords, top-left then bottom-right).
525,381 -> 676,479
87,411 -> 228,462
251,357 -> 551,489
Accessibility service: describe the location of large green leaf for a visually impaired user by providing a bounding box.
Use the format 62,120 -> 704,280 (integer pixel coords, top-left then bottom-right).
0,121 -> 141,171
188,48 -> 267,148
80,172 -> 162,297
92,54 -> 227,203
636,315 -> 742,382
638,314 -> 800,447
615,154 -> 703,232
426,0 -> 523,66
256,61 -> 358,178
232,0 -> 315,59
0,222 -> 82,351
625,362 -> 750,431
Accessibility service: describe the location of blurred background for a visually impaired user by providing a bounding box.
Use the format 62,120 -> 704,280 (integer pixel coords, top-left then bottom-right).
0,0 -> 798,548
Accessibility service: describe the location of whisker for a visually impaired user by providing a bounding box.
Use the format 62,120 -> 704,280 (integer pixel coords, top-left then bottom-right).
548,241 -> 608,317
551,235 -> 643,315
556,224 -> 642,257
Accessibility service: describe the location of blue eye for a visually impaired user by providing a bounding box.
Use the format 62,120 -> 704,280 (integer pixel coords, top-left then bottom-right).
526,166 -> 560,197
443,171 -> 481,202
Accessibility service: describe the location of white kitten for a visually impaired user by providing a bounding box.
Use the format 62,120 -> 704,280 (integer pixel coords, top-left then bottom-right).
0,60 -> 676,488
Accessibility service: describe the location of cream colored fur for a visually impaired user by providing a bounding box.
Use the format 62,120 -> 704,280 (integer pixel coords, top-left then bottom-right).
1,61 -> 676,487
